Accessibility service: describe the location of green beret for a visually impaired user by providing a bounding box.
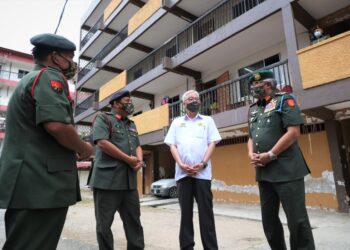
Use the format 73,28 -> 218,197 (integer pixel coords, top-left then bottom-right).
30,33 -> 76,51
248,70 -> 274,84
109,90 -> 130,105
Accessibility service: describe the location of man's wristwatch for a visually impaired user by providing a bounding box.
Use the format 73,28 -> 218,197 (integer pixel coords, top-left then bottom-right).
268,151 -> 277,161
201,161 -> 208,168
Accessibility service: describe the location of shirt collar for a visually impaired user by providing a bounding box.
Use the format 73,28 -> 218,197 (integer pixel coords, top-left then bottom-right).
184,113 -> 203,121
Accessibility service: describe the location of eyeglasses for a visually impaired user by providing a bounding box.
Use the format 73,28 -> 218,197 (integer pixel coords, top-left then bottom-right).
186,97 -> 199,102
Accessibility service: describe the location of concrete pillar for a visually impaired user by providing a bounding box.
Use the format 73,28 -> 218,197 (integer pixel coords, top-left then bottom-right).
325,120 -> 349,212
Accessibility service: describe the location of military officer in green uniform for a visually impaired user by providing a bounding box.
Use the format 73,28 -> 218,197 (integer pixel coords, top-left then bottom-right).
0,33 -> 93,250
90,90 -> 145,250
247,70 -> 315,250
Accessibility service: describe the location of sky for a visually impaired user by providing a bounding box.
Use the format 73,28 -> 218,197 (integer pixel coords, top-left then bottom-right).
0,0 -> 93,60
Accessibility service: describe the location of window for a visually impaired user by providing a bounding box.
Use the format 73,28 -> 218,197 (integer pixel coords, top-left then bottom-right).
18,69 -> 29,79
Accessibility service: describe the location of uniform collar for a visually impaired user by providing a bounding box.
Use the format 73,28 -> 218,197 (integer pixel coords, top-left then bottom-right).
256,93 -> 276,107
111,109 -> 129,121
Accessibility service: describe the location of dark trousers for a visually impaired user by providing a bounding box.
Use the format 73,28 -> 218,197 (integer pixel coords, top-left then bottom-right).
258,179 -> 315,250
3,207 -> 68,250
177,177 -> 218,250
93,188 -> 144,250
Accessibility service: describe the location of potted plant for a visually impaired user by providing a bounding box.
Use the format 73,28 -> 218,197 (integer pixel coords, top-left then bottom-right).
209,102 -> 219,115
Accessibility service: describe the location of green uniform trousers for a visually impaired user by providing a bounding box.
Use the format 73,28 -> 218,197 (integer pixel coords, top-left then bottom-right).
258,179 -> 315,250
3,207 -> 68,250
93,188 -> 144,250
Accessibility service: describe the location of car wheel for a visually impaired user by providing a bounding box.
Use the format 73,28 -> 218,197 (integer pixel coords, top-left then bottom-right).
168,186 -> 177,198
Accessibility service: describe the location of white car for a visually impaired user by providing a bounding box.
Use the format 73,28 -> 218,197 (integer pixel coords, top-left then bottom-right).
150,178 -> 178,198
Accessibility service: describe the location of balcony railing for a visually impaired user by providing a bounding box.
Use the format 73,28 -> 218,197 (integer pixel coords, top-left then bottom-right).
127,37 -> 177,83
75,91 -> 98,117
80,16 -> 104,49
176,0 -> 266,52
78,25 -> 128,81
169,60 -> 290,121
127,0 -> 265,84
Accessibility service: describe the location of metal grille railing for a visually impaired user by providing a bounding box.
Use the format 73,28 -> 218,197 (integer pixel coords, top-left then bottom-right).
75,91 -> 98,116
127,37 -> 177,83
127,0 -> 265,84
80,16 -> 104,49
78,25 -> 128,81
177,0 -> 265,52
76,125 -> 93,139
169,60 -> 290,121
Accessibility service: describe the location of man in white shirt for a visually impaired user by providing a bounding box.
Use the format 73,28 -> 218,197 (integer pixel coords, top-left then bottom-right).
164,90 -> 221,250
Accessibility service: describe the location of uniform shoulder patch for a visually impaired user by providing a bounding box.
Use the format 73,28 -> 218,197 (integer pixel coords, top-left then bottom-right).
286,99 -> 295,107
50,80 -> 63,93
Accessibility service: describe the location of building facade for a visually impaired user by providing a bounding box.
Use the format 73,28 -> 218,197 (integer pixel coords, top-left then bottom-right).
0,47 -> 34,153
75,0 -> 350,212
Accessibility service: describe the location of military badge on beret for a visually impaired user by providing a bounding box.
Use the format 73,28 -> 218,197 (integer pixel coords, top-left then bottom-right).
50,80 -> 63,93
254,73 -> 261,81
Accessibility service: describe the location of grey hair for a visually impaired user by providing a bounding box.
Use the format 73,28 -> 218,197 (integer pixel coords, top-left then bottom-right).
182,90 -> 199,102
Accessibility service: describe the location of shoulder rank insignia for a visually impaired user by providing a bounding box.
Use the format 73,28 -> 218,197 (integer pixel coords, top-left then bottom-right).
50,80 -> 63,93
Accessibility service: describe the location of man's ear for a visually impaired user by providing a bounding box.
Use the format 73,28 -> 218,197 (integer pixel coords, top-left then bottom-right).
51,51 -> 60,64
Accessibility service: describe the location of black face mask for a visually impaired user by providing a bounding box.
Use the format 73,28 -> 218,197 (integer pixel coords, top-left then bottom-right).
251,85 -> 266,99
186,101 -> 200,113
121,103 -> 134,115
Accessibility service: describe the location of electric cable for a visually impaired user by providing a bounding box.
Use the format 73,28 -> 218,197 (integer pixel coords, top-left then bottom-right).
54,0 -> 69,34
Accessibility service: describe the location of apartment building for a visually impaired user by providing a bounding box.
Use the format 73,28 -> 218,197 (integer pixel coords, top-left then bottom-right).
0,47 -> 34,153
75,0 -> 350,212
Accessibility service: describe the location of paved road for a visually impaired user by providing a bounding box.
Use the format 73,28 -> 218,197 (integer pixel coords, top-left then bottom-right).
1,191 -> 350,249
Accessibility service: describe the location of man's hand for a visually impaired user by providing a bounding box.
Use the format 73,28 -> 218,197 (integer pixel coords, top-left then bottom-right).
132,160 -> 145,172
77,142 -> 94,160
249,152 -> 271,167
256,152 -> 271,166
180,163 -> 197,176
192,162 -> 205,172
127,156 -> 138,168
249,152 -> 262,167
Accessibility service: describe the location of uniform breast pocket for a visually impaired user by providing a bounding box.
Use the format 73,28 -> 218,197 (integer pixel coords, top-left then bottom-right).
263,111 -> 281,128
112,128 -> 124,143
129,131 -> 139,144
249,116 -> 258,131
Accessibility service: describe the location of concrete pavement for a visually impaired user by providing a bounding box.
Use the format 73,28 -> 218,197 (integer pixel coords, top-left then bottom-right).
1,193 -> 350,249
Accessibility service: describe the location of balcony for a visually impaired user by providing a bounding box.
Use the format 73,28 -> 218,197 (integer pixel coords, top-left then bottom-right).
128,0 -> 162,35
77,25 -> 128,88
297,31 -> 350,89
130,104 -> 169,135
169,60 -> 291,121
75,92 -> 98,117
126,0 -> 266,84
99,71 -> 127,102
81,16 -> 104,49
